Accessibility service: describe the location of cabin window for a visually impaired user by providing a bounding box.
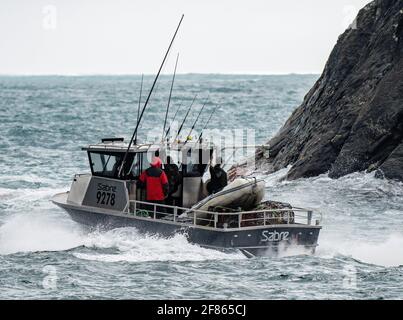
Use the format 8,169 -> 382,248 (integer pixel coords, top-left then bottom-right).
89,152 -> 123,178
88,152 -> 134,179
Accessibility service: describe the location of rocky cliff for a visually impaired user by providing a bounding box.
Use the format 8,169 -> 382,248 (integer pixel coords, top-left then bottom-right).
258,0 -> 403,181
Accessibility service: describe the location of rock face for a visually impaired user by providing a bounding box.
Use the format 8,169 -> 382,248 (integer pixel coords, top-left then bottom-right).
259,0 -> 403,181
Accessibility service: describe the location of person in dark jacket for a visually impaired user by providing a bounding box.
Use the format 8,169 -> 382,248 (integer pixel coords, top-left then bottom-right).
164,156 -> 180,205
137,157 -> 169,217
207,159 -> 228,194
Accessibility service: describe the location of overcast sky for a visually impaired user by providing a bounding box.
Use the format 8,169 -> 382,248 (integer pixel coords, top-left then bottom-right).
0,0 -> 372,75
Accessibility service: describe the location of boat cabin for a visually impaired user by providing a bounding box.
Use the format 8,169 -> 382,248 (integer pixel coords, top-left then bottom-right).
78,137 -> 215,209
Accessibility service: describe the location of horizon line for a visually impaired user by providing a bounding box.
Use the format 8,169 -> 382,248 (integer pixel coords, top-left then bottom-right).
0,72 -> 320,77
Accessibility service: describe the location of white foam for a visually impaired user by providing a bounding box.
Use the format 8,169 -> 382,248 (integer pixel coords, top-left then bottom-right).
74,228 -> 245,263
0,214 -> 84,255
2,169 -> 402,267
317,234 -> 403,267
258,169 -> 403,267
0,213 -> 245,261
0,183 -> 244,260
262,165 -> 292,188
0,186 -> 68,206
0,174 -> 57,185
277,244 -> 313,258
0,188 -> 15,200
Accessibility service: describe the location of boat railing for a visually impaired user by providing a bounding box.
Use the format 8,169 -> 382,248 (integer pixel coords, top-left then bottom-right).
124,200 -> 322,230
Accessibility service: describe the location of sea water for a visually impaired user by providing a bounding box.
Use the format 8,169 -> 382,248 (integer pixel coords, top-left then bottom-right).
0,74 -> 402,299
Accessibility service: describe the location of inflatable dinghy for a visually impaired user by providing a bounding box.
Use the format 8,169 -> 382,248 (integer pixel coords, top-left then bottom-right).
183,177 -> 265,218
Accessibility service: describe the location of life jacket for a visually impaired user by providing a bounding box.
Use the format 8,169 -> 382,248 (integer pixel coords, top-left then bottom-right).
139,161 -> 168,201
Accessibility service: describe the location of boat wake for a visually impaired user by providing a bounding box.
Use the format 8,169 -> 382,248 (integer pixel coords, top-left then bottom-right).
0,186 -> 245,261
0,213 -> 245,261
0,215 -> 247,262
4,206 -> 402,267
75,228 -> 245,263
0,213 -> 84,255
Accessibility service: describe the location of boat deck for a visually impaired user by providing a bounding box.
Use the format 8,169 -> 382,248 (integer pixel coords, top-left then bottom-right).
52,192 -> 322,232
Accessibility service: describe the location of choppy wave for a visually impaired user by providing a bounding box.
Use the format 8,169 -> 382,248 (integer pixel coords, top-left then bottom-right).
318,234 -> 403,267
1,170 -> 402,299
1,75 -> 402,299
1,171 -> 402,269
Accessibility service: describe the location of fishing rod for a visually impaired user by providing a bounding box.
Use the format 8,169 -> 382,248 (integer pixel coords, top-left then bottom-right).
197,105 -> 220,142
118,14 -> 184,177
172,94 -> 197,142
164,103 -> 181,140
162,53 -> 179,140
134,74 -> 143,144
183,95 -> 209,145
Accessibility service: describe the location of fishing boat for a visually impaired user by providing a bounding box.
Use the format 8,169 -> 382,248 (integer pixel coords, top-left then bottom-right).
51,139 -> 322,257
51,15 -> 322,257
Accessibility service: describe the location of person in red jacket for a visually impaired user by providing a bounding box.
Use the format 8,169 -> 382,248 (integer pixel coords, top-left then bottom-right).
138,156 -> 169,217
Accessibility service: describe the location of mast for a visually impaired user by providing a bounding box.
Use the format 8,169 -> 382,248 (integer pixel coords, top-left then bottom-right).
118,14 -> 184,177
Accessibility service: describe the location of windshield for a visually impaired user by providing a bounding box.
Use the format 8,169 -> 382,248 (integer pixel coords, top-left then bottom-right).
88,152 -> 134,178
89,152 -> 122,177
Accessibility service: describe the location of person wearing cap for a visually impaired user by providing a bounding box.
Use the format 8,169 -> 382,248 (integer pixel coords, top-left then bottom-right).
137,156 -> 169,217
207,158 -> 228,194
